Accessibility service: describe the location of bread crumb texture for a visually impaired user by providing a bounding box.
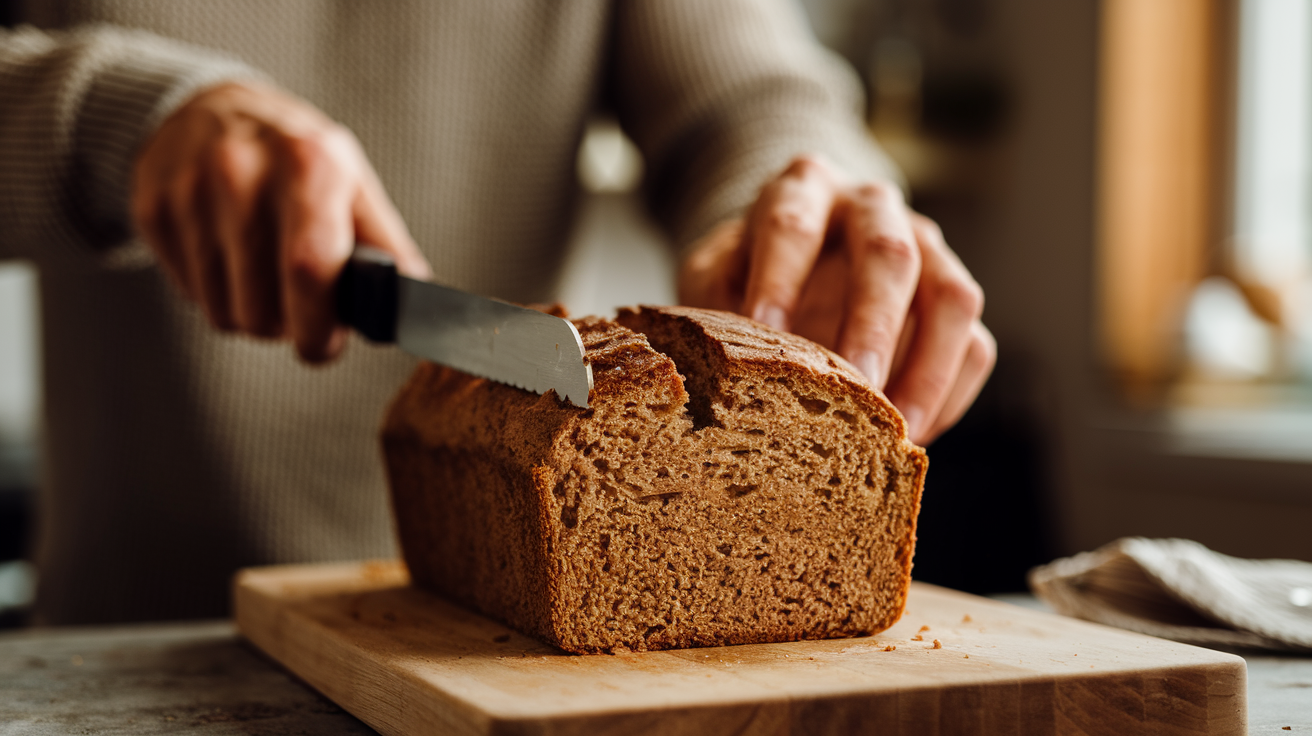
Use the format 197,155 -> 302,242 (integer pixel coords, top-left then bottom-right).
382,306 -> 927,654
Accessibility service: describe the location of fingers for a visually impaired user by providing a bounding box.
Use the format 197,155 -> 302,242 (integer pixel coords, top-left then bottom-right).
681,152 -> 992,444
789,246 -> 848,348
740,156 -> 839,332
133,82 -> 426,364
835,181 -> 921,388
679,219 -> 748,312
207,136 -> 283,337
131,177 -> 190,297
923,321 -> 996,443
154,166 -> 235,331
276,129 -> 358,363
881,215 -> 985,443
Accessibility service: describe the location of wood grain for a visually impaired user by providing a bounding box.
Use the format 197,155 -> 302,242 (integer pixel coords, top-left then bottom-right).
234,561 -> 1246,736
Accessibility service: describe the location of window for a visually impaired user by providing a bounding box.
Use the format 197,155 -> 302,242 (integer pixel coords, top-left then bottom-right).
1101,0 -> 1312,402
1188,0 -> 1312,386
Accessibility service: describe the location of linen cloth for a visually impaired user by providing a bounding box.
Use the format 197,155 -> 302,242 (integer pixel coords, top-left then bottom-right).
1030,537 -> 1312,652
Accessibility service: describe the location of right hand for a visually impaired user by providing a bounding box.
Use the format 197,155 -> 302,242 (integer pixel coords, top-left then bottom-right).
679,156 -> 994,446
131,81 -> 431,362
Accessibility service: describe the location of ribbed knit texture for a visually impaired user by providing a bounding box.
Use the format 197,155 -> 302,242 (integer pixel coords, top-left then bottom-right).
0,0 -> 897,624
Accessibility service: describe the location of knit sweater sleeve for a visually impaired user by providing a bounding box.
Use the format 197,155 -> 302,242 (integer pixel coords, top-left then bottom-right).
0,24 -> 262,264
610,0 -> 903,252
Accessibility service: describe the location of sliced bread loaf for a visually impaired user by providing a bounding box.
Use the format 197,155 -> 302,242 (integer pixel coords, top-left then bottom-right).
382,305 -> 926,654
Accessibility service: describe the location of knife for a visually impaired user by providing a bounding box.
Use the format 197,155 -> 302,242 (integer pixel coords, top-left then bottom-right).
335,247 -> 593,408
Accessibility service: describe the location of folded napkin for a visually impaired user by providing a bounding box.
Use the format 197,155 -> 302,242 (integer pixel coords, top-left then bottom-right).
1029,537 -> 1312,652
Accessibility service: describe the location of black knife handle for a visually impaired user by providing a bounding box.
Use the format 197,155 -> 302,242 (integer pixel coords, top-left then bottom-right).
336,246 -> 398,344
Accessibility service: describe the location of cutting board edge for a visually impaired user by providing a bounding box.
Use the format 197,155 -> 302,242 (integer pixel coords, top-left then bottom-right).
233,561 -> 1249,736
234,568 -> 496,736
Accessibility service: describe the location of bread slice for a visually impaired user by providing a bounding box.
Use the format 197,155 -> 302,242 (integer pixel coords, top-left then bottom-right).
382,305 -> 927,654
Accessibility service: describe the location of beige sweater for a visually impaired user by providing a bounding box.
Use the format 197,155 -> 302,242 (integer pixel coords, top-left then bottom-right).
0,0 -> 896,624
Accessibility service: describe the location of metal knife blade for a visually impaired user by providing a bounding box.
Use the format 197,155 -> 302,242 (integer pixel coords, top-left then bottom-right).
336,247 -> 593,408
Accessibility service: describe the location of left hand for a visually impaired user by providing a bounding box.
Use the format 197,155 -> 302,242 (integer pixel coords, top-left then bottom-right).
679,155 -> 995,446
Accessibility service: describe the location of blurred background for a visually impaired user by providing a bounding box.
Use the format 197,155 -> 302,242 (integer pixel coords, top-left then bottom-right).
3,0 -> 1311,627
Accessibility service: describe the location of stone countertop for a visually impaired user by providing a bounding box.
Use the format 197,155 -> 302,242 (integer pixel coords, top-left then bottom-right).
1,613 -> 1309,734
1247,654 -> 1312,734
0,620 -> 371,735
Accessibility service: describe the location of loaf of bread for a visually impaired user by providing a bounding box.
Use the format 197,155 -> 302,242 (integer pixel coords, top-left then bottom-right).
382,305 -> 927,654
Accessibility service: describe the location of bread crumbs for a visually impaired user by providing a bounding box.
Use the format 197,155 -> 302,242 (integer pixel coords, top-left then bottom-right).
932,639 -> 942,649
883,645 -> 896,652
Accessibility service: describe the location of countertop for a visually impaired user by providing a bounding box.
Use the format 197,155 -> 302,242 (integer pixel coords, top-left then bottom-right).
2,608 -> 1309,735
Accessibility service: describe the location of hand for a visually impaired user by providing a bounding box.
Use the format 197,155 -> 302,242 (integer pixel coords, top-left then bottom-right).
131,81 -> 431,362
680,155 -> 995,446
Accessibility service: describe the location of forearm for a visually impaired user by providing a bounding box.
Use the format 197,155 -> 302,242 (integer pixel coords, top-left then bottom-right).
0,24 -> 261,262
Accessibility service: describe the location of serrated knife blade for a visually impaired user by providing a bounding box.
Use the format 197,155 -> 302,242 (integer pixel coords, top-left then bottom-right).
336,247 -> 592,408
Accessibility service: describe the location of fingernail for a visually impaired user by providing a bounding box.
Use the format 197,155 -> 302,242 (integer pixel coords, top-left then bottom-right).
751,304 -> 789,332
854,351 -> 888,388
900,405 -> 925,442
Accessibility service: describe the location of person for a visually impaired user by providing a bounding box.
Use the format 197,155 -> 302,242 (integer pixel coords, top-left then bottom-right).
0,0 -> 993,624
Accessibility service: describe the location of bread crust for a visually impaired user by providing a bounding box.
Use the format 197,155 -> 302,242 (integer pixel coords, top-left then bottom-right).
383,306 -> 926,653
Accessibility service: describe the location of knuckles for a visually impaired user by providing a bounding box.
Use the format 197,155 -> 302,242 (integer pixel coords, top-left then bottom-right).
205,138 -> 260,197
909,211 -> 985,318
280,133 -> 333,176
929,272 -> 985,319
850,316 -> 900,357
850,180 -> 899,204
283,248 -> 336,293
763,207 -> 826,243
854,233 -> 918,271
782,154 -> 832,182
911,368 -> 953,401
278,124 -> 359,178
912,215 -> 945,242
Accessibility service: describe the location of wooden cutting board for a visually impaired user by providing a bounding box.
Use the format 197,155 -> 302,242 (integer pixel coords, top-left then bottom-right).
234,561 -> 1246,736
